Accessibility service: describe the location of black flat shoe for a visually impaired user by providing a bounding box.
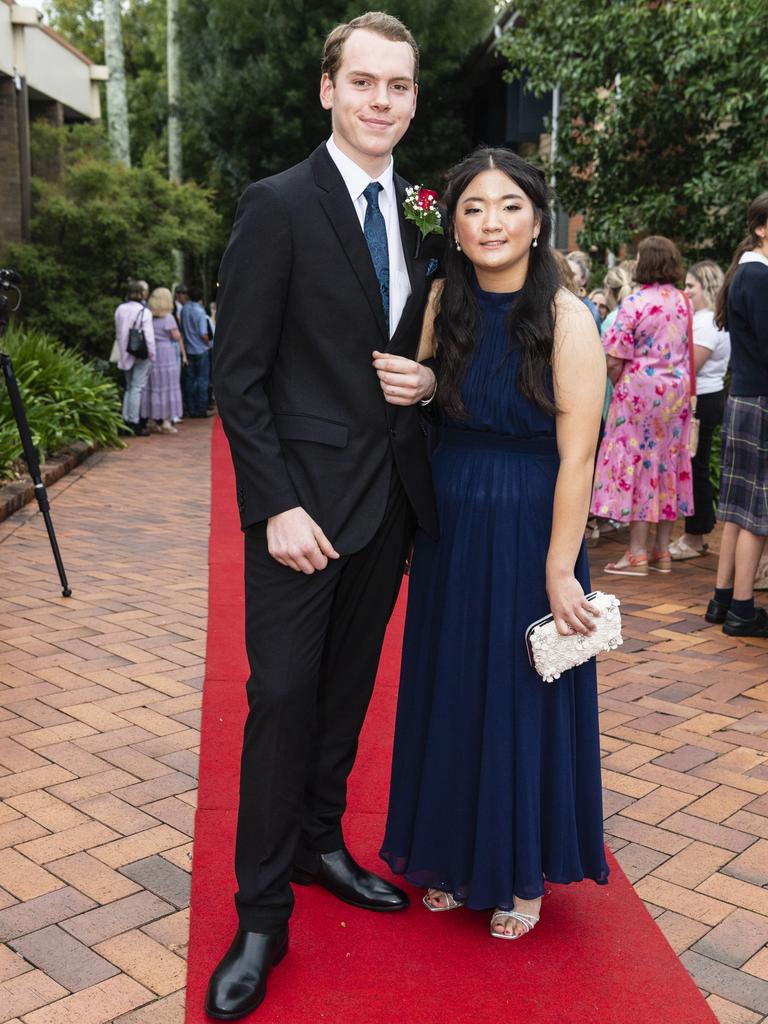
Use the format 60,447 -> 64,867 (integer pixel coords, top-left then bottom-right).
705,598 -> 730,624
292,846 -> 409,912
722,607 -> 768,637
205,927 -> 288,1020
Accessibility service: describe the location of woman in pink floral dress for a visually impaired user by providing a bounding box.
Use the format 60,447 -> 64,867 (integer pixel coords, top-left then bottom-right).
591,236 -> 694,576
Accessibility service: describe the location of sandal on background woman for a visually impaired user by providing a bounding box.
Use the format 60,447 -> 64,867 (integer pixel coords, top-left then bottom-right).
670,536 -> 708,560
604,549 -> 649,576
648,548 -> 672,573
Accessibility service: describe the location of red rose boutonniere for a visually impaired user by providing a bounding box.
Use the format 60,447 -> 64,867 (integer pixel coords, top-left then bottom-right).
403,185 -> 444,239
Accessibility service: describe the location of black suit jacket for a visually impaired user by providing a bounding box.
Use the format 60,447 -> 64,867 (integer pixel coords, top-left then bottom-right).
213,143 -> 440,554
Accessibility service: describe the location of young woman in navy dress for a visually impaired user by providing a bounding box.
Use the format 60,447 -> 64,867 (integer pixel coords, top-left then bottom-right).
380,149 -> 609,939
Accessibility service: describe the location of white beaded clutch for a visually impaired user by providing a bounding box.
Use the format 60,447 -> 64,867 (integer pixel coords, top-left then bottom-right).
525,591 -> 623,683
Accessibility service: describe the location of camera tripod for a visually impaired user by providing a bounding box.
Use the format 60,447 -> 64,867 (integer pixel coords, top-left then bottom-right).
0,269 -> 71,596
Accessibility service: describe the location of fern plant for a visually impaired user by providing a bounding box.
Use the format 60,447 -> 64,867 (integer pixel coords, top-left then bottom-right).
0,326 -> 124,479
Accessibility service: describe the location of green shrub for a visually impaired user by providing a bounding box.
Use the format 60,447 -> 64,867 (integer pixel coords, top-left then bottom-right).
0,325 -> 124,479
5,123 -> 221,359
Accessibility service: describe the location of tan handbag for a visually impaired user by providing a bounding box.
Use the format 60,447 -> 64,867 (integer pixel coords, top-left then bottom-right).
688,395 -> 700,457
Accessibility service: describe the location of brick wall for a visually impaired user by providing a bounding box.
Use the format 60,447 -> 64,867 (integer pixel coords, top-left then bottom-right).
567,213 -> 585,252
0,75 -> 22,251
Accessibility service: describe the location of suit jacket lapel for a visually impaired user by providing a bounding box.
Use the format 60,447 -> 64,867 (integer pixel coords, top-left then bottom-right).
394,174 -> 417,294
389,174 -> 426,355
311,145 -> 388,342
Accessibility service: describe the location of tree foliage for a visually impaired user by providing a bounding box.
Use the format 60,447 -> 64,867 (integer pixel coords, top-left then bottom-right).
44,1 -> 495,226
6,123 -> 221,357
183,0 -> 497,214
498,0 -> 768,262
43,0 -> 169,170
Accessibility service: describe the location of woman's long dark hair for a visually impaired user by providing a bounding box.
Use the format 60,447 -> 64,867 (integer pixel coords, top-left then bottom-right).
715,192 -> 768,331
435,147 -> 560,419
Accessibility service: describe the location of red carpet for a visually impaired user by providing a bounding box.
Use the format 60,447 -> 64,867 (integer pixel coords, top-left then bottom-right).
186,418 -> 717,1023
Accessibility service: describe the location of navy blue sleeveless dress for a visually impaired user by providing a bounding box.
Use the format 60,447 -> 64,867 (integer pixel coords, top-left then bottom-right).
380,282 -> 609,909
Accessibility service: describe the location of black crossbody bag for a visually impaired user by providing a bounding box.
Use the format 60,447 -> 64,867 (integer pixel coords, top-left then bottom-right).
127,304 -> 149,360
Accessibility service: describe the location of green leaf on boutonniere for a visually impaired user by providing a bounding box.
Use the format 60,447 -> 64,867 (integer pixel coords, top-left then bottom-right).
403,185 -> 444,240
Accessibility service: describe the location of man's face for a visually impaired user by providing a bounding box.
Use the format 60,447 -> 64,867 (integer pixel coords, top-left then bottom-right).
320,29 -> 417,169
176,292 -> 188,305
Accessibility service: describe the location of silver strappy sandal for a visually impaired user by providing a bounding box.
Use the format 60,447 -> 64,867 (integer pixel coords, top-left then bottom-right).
423,888 -> 466,912
490,907 -> 540,939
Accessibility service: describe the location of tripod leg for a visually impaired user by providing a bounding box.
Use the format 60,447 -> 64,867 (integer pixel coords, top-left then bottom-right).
1,354 -> 72,597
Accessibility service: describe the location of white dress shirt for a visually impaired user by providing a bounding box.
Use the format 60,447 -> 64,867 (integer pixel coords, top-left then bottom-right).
326,135 -> 411,339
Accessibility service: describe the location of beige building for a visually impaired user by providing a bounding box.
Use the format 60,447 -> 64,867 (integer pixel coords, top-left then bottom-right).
0,0 -> 107,248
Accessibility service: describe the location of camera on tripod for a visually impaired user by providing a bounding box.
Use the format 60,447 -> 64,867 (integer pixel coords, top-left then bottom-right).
0,268 -> 22,287
0,268 -> 22,327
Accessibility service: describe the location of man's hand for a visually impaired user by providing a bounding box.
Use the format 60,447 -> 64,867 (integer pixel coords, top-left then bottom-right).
266,507 -> 340,574
372,352 -> 436,406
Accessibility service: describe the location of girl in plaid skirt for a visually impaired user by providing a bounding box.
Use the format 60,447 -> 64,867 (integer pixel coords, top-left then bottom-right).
706,193 -> 768,637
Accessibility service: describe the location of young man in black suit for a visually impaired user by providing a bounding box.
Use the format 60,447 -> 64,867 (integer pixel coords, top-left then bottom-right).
207,12 -> 440,1019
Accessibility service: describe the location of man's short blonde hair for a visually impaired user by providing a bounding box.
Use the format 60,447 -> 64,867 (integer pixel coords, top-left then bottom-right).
149,287 -> 174,317
322,12 -> 419,84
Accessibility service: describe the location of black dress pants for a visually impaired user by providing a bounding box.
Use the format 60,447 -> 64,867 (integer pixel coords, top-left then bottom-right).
234,472 -> 415,933
685,389 -> 725,537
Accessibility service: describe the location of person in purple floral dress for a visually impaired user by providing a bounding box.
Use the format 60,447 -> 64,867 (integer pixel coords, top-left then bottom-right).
591,236 -> 694,576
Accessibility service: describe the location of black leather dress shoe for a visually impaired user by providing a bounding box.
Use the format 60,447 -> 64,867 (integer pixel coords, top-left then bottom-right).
292,846 -> 409,911
705,598 -> 730,624
205,927 -> 288,1020
723,607 -> 768,637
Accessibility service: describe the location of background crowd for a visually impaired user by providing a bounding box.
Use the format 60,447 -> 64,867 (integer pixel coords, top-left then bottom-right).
107,189 -> 768,641
568,192 -> 768,638
113,280 -> 216,437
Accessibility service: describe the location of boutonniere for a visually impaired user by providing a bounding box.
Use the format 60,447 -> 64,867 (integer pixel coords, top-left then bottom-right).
403,186 -> 444,240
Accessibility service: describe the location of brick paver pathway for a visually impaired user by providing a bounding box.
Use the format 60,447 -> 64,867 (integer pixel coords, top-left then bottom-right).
1,424 -> 767,1024
0,423 -> 210,1023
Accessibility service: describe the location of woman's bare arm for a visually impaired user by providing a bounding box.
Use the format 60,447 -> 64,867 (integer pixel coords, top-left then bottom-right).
548,289 -> 606,636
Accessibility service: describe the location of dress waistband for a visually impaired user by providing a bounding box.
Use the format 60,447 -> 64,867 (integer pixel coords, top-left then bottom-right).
440,427 -> 559,457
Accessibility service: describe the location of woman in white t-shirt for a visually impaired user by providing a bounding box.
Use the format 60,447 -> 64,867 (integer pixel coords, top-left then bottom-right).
670,261 -> 731,559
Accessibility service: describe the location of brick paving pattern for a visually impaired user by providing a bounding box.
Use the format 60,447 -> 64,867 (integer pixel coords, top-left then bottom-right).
0,422 -> 767,1023
0,424 -> 208,1024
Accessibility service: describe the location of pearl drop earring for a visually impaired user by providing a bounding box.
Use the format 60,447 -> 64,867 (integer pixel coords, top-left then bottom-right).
455,240 -> 462,252
532,237 -> 538,248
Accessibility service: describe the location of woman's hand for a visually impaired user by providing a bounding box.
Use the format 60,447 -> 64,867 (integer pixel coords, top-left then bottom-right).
546,573 -> 599,636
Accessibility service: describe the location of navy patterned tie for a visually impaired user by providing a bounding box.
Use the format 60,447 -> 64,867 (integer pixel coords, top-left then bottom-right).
363,182 -> 389,325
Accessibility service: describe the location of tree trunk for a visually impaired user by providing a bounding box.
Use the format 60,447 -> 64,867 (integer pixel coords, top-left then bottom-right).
167,0 -> 184,282
103,0 -> 131,167
167,0 -> 182,185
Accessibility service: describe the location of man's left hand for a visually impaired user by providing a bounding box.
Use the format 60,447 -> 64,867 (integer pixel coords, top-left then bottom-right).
372,352 -> 436,406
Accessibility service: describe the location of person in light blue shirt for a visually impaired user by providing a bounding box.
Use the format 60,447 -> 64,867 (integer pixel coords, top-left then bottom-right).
180,287 -> 211,416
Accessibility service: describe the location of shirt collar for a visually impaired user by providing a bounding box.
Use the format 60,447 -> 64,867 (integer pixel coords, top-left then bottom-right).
326,135 -> 394,204
739,250 -> 768,269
